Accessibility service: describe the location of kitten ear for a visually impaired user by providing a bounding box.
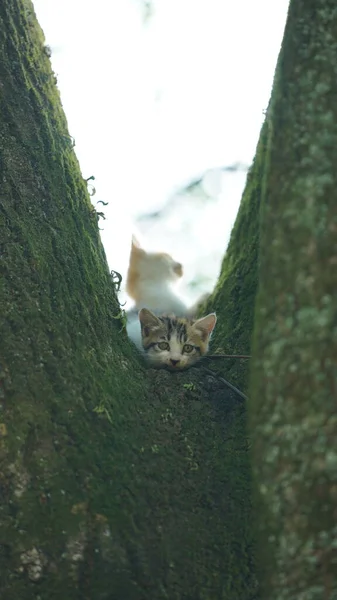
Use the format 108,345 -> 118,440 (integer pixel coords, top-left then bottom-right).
131,235 -> 145,254
138,308 -> 161,337
192,313 -> 217,340
132,234 -> 140,247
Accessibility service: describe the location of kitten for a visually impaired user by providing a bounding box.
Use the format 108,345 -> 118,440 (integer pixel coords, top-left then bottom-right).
126,235 -> 187,315
138,308 -> 217,370
125,236 -> 212,348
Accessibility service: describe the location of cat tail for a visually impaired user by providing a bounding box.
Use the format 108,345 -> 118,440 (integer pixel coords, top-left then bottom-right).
125,308 -> 143,350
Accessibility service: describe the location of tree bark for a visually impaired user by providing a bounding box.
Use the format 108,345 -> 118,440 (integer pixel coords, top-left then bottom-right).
249,1 -> 337,598
0,2 -> 254,598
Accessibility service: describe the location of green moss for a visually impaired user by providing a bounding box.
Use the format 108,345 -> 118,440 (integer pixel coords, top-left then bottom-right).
0,1 -> 257,598
204,118 -> 268,393
204,2 -> 337,598
249,1 -> 337,598
197,50 -> 271,600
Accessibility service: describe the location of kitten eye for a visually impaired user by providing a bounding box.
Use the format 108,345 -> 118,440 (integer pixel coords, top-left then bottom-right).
183,344 -> 194,354
157,341 -> 170,351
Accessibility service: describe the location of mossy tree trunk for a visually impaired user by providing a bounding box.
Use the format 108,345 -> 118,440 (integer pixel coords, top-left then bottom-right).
206,1 -> 337,598
0,2 -> 254,599
249,1 -> 337,598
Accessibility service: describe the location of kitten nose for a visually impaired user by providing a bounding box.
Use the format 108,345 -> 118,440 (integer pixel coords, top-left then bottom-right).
173,262 -> 183,277
170,359 -> 180,367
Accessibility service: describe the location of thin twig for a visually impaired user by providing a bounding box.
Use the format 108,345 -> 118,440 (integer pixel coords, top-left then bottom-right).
207,354 -> 251,360
111,270 -> 123,292
203,367 -> 248,402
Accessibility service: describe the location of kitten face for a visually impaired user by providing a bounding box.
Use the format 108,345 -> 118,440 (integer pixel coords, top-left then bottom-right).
138,308 -> 217,371
126,236 -> 183,301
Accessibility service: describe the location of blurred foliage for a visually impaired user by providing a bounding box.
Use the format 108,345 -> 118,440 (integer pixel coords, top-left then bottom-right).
134,0 -> 154,24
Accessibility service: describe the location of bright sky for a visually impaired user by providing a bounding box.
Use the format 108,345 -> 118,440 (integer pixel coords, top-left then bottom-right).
33,0 -> 289,301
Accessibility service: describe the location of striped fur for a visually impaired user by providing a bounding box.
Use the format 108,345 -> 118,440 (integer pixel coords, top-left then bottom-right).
139,309 -> 217,371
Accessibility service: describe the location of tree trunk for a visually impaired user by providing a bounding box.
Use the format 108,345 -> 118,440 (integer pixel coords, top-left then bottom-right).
249,1 -> 337,598
206,0 -> 337,598
0,2 -> 254,598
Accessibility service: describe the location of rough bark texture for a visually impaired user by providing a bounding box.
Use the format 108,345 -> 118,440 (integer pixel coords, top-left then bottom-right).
205,119 -> 267,388
205,1 -> 337,598
249,1 -> 337,599
0,2 -> 255,598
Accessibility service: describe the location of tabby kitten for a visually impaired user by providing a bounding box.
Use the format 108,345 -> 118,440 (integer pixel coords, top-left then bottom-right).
138,308 -> 217,370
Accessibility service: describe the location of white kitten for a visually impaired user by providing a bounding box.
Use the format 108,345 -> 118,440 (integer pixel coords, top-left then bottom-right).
124,236 -> 209,348
126,236 -> 187,312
